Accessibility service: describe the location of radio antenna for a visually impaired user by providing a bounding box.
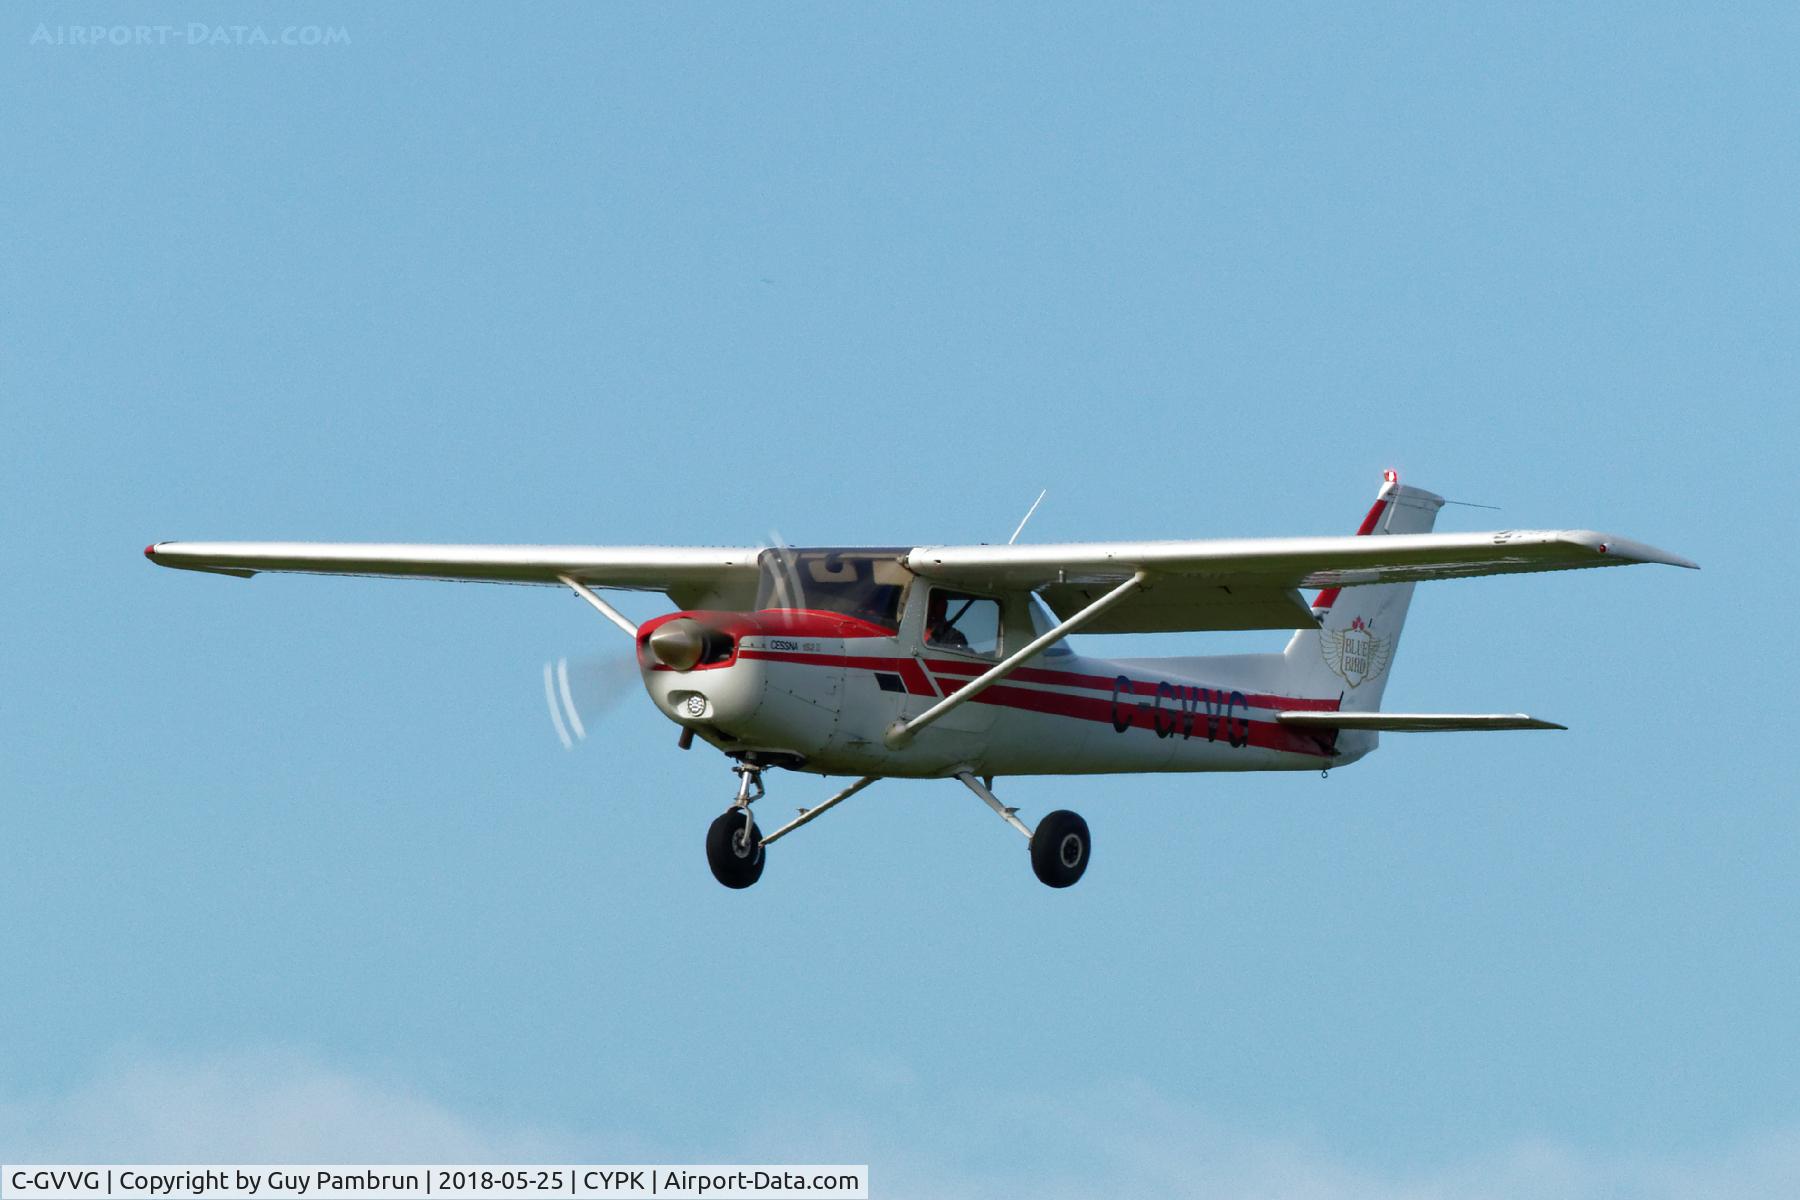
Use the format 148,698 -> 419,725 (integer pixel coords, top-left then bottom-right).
1008,490 -> 1048,545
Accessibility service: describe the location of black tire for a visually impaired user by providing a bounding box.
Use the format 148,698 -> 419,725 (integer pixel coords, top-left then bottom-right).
1030,810 -> 1090,888
706,808 -> 765,889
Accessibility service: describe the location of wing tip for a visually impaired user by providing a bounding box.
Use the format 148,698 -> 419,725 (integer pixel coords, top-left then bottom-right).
1575,531 -> 1699,571
143,542 -> 258,578
1616,543 -> 1700,571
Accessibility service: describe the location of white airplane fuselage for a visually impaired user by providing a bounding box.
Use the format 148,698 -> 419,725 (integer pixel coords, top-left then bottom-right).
638,604 -> 1367,780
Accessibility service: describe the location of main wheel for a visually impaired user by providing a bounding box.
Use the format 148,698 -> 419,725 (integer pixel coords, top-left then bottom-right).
706,808 -> 765,889
1030,810 -> 1090,888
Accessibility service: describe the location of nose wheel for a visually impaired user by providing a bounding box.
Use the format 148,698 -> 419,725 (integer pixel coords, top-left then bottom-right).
706,764 -> 766,889
706,807 -> 765,888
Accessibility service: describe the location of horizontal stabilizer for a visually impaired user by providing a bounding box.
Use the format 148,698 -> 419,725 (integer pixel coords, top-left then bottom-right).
1275,712 -> 1567,732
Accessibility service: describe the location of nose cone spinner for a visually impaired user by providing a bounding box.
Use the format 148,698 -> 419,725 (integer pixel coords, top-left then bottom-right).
647,618 -> 707,671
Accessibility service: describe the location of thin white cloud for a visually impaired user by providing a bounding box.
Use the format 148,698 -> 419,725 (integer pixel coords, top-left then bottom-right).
0,1049 -> 587,1163
853,1080 -> 1800,1200
2,1051 -> 1796,1199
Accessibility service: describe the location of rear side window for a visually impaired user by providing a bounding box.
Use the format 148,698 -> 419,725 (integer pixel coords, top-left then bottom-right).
925,589 -> 1001,658
1028,594 -> 1074,657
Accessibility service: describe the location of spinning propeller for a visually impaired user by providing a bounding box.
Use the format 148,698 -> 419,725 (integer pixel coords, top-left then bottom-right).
540,653 -> 639,750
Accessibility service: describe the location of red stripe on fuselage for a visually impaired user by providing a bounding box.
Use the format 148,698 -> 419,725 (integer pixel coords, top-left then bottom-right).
971,682 -> 1335,758
921,658 -> 1340,712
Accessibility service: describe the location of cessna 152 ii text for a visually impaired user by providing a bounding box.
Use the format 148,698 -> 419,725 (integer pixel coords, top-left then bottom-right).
146,472 -> 1694,889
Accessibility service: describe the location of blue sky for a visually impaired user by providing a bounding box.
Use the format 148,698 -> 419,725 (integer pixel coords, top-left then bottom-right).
3,3 -> 1795,1195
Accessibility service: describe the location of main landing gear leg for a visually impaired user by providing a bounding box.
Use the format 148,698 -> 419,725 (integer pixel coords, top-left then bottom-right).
705,764 -> 765,889
956,772 -> 1091,889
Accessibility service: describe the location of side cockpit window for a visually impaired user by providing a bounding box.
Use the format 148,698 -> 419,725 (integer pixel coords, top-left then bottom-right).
925,588 -> 1001,658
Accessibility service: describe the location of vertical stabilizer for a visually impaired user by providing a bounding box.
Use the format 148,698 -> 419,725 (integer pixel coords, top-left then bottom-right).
1281,473 -> 1444,715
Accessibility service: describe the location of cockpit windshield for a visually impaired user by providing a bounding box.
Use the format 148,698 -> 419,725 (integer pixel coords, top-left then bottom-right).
756,548 -> 912,628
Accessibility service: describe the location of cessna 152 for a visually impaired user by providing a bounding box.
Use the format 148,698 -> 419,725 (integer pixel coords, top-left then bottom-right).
146,472 -> 1694,889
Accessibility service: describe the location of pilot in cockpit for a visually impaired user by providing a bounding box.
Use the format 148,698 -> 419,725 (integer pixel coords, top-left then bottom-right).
924,590 -> 971,649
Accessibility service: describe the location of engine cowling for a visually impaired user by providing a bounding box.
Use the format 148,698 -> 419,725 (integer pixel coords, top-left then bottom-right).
635,609 -> 894,756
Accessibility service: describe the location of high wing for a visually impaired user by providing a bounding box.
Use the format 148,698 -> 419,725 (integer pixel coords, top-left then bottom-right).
144,542 -> 763,610
146,526 -> 1696,633
904,529 -> 1697,633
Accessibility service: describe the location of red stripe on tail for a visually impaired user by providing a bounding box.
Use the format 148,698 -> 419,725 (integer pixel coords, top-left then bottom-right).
1312,495 -> 1389,611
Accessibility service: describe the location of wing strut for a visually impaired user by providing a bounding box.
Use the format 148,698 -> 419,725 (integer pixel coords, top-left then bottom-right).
885,571 -> 1148,748
759,775 -> 880,847
558,574 -> 639,637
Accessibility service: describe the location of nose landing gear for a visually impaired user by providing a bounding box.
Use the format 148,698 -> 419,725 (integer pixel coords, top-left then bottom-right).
705,764 -> 765,889
704,766 -> 884,889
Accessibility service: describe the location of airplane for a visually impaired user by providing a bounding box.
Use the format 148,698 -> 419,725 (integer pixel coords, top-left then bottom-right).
145,471 -> 1695,889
